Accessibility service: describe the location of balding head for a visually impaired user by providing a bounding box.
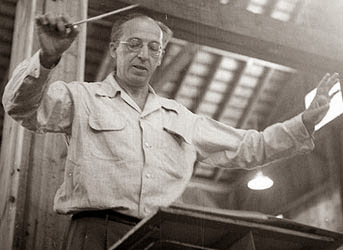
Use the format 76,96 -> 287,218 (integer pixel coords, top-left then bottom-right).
110,13 -> 172,48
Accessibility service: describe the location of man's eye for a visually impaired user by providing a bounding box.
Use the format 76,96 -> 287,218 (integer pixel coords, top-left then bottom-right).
128,39 -> 142,48
149,43 -> 161,51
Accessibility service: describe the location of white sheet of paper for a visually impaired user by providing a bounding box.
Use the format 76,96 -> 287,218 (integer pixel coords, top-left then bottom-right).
305,82 -> 343,131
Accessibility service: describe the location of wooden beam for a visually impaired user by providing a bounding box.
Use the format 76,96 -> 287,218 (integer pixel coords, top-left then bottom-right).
0,0 -> 88,249
213,60 -> 247,121
0,1 -> 17,17
115,0 -> 343,75
229,0 -> 250,9
0,1 -> 37,249
263,72 -> 308,126
262,0 -> 277,17
152,42 -> 197,94
238,68 -> 274,129
95,50 -> 112,82
190,55 -> 222,113
288,0 -> 306,23
339,128 -> 343,218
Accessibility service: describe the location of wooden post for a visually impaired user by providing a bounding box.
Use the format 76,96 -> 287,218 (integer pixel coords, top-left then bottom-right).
0,0 -> 87,249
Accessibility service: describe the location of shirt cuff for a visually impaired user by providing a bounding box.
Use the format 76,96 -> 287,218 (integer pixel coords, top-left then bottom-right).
283,113 -> 315,152
27,50 -> 54,79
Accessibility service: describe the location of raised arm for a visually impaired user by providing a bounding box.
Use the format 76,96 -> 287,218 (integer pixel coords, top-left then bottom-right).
2,13 -> 79,133
193,73 -> 339,169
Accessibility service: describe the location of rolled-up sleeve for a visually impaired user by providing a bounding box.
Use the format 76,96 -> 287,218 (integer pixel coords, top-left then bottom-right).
2,51 -> 73,134
192,113 -> 314,169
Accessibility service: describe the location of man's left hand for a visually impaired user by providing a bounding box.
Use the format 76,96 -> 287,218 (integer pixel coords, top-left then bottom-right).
302,72 -> 340,133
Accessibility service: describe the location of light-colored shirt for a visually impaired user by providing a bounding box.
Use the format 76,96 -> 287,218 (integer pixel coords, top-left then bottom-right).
3,51 -> 315,218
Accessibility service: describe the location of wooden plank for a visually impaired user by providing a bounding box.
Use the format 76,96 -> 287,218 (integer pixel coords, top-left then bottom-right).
0,0 -> 37,249
238,68 -> 274,129
213,60 -> 247,121
95,50 -> 112,82
114,0 -> 343,75
190,55 -> 222,113
0,0 -> 88,249
263,72 -> 310,126
261,0 -> 277,17
0,1 -> 17,17
340,130 -> 343,228
22,1 -> 88,249
152,42 -> 197,94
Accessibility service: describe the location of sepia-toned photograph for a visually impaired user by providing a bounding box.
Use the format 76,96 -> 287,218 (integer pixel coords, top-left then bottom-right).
0,0 -> 342,249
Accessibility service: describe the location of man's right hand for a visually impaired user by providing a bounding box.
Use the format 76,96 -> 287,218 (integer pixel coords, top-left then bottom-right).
35,13 -> 79,68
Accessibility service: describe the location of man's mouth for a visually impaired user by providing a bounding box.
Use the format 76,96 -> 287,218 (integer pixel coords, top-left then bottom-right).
132,65 -> 148,71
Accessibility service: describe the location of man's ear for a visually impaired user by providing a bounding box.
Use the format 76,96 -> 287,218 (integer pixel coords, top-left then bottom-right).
157,50 -> 165,66
109,41 -> 119,59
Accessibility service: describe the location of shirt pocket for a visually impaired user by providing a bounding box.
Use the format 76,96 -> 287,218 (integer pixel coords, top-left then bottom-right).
88,112 -> 126,131
160,120 -> 193,179
87,112 -> 127,160
163,126 -> 191,146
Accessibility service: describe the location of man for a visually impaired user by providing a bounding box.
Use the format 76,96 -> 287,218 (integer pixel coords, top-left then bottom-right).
2,12 -> 339,250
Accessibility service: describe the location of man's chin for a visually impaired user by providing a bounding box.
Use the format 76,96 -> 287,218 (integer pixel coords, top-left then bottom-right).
129,75 -> 150,86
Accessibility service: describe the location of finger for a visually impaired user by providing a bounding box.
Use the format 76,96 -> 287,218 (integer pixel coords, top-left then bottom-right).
56,16 -> 66,33
329,89 -> 340,99
36,14 -> 49,27
316,74 -> 331,95
35,15 -> 51,34
35,15 -> 44,25
45,13 -> 57,31
317,73 -> 330,90
326,72 -> 340,90
60,15 -> 71,24
317,73 -> 339,95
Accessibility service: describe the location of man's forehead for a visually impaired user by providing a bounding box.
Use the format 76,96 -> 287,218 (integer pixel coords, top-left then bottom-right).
122,17 -> 162,40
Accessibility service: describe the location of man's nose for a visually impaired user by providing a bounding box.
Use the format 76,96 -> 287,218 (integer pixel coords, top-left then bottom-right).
137,44 -> 149,60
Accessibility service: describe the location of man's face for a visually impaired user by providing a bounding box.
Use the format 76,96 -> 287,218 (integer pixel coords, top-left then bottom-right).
110,17 -> 163,88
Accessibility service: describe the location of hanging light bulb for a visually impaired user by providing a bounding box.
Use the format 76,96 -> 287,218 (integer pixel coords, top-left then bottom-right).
247,171 -> 274,190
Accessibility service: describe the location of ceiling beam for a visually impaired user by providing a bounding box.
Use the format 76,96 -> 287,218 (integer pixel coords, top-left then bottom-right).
213,60 -> 247,121
190,55 -> 222,113
288,0 -> 306,23
238,68 -> 274,129
262,0 -> 277,17
152,42 -> 197,95
115,0 -> 343,75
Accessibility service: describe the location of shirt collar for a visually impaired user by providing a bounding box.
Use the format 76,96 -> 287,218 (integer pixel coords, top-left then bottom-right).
96,73 -> 157,97
95,73 -> 121,97
95,73 -> 179,114
159,98 -> 179,114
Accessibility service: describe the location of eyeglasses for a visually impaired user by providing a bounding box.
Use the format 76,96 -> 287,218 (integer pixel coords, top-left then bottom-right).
119,38 -> 163,58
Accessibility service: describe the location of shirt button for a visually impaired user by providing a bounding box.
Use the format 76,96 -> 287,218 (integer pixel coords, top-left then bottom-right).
146,173 -> 152,179
144,207 -> 149,213
144,142 -> 152,148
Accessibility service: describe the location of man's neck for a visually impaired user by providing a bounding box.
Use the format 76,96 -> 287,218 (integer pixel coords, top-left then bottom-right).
115,76 -> 149,111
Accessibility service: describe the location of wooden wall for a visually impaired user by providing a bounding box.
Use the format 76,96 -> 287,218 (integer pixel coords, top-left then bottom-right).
0,0 -> 87,249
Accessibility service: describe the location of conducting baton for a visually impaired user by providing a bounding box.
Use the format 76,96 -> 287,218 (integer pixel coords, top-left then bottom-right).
71,4 -> 140,26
